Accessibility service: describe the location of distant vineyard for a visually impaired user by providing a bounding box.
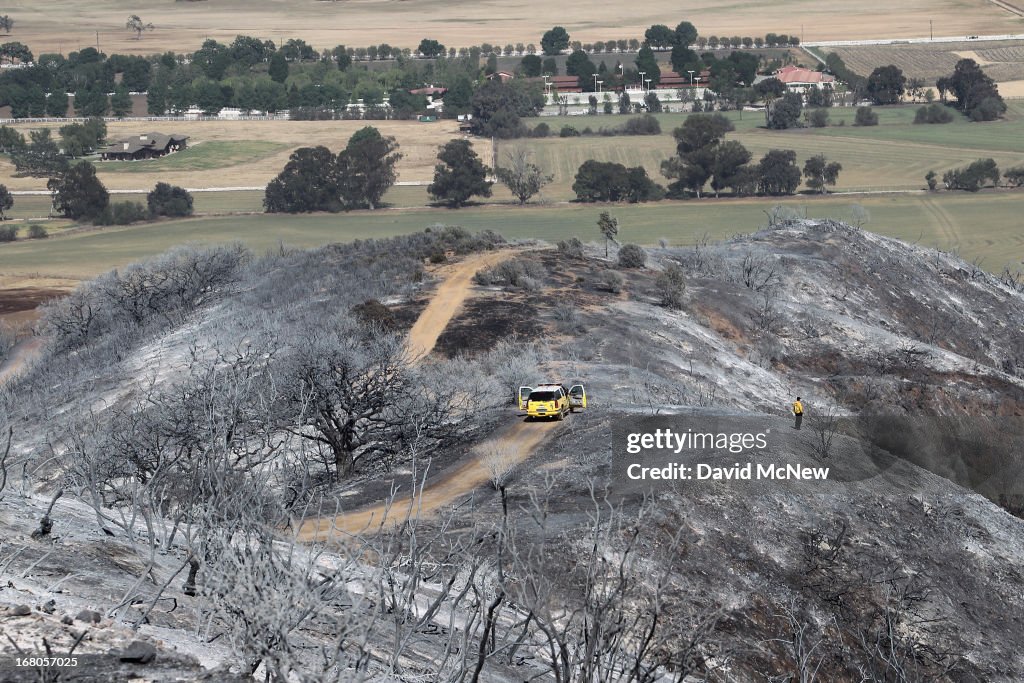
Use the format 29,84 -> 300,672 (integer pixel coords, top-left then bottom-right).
827,40 -> 1024,84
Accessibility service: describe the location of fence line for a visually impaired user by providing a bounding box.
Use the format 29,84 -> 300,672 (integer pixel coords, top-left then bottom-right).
0,114 -> 291,125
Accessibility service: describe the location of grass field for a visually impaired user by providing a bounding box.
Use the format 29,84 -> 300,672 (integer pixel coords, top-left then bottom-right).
825,39 -> 1024,84
5,103 -> 1023,202
0,119 -> 463,192
5,0 -> 1021,58
95,141 -> 289,174
1,191 -> 1020,280
516,101 -> 1024,196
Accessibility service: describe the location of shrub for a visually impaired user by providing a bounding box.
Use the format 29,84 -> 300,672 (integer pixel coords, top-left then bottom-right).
618,114 -> 661,135
27,224 -> 48,239
557,236 -> 584,258
0,225 -> 18,242
806,109 -> 829,128
925,170 -> 938,191
552,302 -> 581,330
95,200 -> 149,226
913,103 -> 954,124
853,106 -> 878,126
573,160 -> 664,203
970,96 -> 1006,122
559,125 -> 580,137
473,258 -> 546,288
618,243 -> 647,268
532,122 -> 551,138
595,269 -> 624,293
656,262 -> 686,309
1004,165 -> 1024,188
942,158 -> 1000,192
351,298 -> 395,329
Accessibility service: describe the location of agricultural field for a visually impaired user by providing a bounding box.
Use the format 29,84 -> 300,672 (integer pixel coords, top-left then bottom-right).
1,191 -> 1021,281
4,102 -> 1022,215
824,39 -> 1024,85
0,119 -> 462,192
3,0 -> 1020,58
518,101 -> 1024,195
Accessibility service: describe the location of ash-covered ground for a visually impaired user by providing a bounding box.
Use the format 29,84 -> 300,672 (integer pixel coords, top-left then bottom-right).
1,220 -> 1023,681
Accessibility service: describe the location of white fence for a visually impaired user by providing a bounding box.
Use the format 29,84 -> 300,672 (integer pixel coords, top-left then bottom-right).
0,114 -> 291,125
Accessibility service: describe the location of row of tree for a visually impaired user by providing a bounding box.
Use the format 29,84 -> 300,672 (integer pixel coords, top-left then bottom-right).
540,23 -> 801,56
2,119 -> 109,177
925,159 -> 1024,192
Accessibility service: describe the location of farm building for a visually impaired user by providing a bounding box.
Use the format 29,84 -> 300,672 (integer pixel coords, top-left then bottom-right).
546,75 -> 583,94
763,65 -> 836,91
100,133 -> 189,161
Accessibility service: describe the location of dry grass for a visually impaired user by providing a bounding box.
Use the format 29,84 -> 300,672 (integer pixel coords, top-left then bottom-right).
826,39 -> 1024,84
3,0 -> 1019,57
997,80 -> 1024,97
0,119 -> 465,191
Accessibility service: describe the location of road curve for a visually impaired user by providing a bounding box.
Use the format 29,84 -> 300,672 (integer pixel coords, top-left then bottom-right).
296,418 -> 557,541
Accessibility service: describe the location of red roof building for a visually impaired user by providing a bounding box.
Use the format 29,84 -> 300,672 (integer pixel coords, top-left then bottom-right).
773,65 -> 836,87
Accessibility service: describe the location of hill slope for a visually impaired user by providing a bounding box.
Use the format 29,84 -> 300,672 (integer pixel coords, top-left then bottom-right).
2,220 -> 1023,681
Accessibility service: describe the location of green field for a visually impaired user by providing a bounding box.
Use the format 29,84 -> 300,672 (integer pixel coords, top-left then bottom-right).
92,140 -> 289,174
2,102 -> 1022,282
519,102 -> 1024,196
1,191 -> 1021,279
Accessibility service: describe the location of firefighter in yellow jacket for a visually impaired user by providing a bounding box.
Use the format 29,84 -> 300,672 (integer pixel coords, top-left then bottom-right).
792,397 -> 803,430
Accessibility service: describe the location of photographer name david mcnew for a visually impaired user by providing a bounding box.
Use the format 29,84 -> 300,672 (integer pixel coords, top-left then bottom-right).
627,462 -> 830,481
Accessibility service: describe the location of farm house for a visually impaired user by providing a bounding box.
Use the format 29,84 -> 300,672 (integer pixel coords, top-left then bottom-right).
99,132 -> 189,161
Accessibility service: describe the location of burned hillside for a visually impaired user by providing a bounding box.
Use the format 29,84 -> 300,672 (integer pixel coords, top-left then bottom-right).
1,220 -> 1023,681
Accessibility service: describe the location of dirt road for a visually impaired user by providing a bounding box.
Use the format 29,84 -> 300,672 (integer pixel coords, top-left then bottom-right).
297,419 -> 557,540
405,249 -> 512,360
297,248 -> 558,542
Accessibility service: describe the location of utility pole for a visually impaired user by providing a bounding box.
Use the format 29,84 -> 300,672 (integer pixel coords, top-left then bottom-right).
930,20 -> 933,41
96,31 -> 99,51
